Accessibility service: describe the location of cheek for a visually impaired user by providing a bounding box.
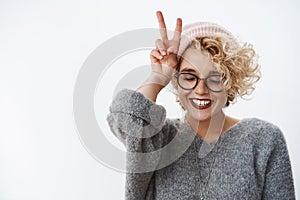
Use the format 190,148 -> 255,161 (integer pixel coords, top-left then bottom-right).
177,88 -> 190,99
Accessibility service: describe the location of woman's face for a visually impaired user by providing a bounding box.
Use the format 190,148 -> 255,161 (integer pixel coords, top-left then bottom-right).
177,48 -> 228,123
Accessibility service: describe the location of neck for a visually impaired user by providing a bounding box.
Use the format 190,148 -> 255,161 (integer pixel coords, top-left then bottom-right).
185,111 -> 226,142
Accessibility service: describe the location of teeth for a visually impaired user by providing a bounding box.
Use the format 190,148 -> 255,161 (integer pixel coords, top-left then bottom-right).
192,99 -> 210,106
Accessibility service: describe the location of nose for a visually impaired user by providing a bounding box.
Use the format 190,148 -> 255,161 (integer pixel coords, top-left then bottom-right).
195,79 -> 209,94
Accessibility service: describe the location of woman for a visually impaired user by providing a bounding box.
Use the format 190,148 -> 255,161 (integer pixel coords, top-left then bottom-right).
107,11 -> 295,199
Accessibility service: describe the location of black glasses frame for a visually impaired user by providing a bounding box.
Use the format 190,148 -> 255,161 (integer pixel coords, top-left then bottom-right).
174,72 -> 224,93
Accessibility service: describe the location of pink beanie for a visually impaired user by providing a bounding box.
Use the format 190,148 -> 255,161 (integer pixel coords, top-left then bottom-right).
177,22 -> 239,57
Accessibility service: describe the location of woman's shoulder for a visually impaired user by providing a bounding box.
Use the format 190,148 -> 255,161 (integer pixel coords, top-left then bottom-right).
240,117 -> 280,130
237,117 -> 285,144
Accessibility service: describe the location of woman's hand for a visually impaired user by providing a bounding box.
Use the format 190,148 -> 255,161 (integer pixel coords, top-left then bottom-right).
137,11 -> 182,102
150,11 -> 182,85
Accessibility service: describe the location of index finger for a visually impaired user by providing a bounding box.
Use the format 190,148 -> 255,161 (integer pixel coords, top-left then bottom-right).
156,11 -> 168,41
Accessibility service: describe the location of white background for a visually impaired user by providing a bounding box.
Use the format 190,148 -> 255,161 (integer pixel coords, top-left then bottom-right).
1,0 -> 299,199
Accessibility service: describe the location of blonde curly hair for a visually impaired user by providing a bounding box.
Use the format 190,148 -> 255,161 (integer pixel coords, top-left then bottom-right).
172,36 -> 261,107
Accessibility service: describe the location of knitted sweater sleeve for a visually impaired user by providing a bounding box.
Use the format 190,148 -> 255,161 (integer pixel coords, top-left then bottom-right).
262,126 -> 295,199
106,89 -> 168,200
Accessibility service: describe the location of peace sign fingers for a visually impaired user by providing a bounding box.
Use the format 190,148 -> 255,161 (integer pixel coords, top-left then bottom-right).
156,11 -> 182,45
152,11 -> 182,70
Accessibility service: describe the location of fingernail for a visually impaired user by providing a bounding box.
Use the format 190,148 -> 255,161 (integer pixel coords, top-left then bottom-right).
159,56 -> 163,59
162,51 -> 166,55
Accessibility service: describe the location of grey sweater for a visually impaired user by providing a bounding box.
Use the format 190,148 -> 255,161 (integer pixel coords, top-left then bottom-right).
107,89 -> 295,200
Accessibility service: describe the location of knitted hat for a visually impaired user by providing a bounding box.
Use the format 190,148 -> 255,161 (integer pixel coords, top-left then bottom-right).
177,22 -> 239,58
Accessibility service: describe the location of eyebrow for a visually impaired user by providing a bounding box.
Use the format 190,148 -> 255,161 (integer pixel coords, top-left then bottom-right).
209,71 -> 221,75
180,68 -> 220,75
180,68 -> 197,73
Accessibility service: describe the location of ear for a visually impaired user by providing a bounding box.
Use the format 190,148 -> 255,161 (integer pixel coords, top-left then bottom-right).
223,95 -> 230,108
225,100 -> 230,107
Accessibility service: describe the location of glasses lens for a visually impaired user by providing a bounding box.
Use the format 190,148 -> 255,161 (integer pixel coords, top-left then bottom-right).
206,75 -> 223,92
178,73 -> 197,90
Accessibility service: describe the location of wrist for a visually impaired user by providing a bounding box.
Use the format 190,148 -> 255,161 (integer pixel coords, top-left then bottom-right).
136,72 -> 172,102
148,71 -> 172,86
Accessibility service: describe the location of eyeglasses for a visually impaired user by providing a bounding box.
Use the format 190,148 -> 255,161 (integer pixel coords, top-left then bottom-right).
174,72 -> 224,92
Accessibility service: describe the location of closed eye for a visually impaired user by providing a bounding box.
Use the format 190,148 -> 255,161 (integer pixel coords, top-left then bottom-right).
210,80 -> 221,84
208,75 -> 222,84
184,77 -> 197,81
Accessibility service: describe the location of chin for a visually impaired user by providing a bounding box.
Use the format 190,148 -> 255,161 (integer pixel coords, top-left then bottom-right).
186,109 -> 213,123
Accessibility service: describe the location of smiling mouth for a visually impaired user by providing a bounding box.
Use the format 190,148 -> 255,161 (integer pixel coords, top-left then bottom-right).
189,98 -> 213,110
